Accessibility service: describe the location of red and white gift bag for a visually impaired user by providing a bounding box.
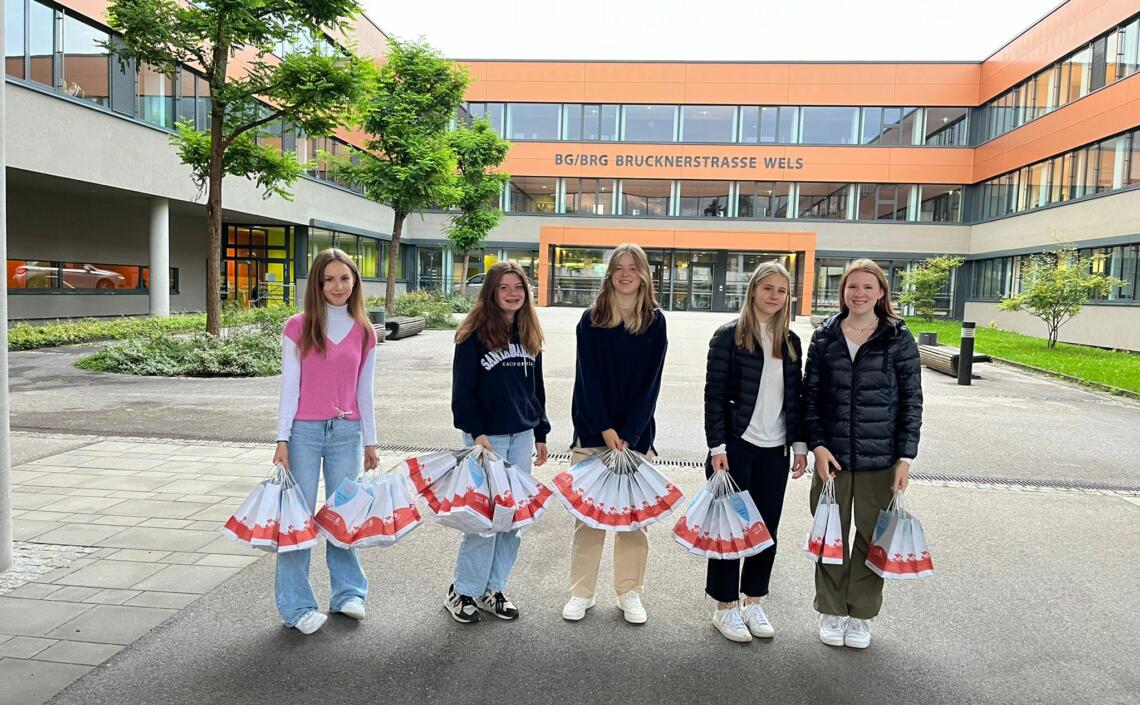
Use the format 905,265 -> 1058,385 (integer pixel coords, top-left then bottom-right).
351,473 -> 423,548
434,455 -> 495,533
673,470 -> 774,560
221,464 -> 317,553
552,448 -> 684,532
866,491 -> 934,580
504,463 -> 553,531
804,477 -> 844,565
314,476 -> 375,549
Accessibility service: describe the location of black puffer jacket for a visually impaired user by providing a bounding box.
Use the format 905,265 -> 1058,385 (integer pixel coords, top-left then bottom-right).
803,313 -> 923,472
704,320 -> 804,449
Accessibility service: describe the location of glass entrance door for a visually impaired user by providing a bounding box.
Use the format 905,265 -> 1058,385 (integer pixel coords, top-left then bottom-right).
223,225 -> 293,307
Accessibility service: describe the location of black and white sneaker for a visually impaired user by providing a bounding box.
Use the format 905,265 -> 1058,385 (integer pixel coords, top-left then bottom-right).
475,589 -> 520,620
445,584 -> 481,624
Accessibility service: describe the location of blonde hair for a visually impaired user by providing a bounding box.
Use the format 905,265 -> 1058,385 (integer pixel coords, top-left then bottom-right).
838,258 -> 899,321
735,260 -> 797,361
300,248 -> 374,356
454,261 -> 544,356
589,243 -> 659,335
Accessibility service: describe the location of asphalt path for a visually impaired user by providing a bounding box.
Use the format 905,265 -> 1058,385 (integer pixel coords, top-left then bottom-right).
46,473 -> 1140,705
8,308 -> 1140,486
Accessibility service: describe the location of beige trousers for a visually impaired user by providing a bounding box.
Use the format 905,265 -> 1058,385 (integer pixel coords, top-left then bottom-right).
568,445 -> 650,598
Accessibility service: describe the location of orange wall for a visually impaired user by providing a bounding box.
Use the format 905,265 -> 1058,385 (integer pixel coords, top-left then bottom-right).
504,142 -> 975,184
463,61 -> 980,106
980,0 -> 1140,101
539,226 -> 817,315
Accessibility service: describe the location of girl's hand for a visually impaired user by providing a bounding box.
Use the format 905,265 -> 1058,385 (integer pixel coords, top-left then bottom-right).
272,441 -> 289,471
474,435 -> 495,453
812,446 -> 841,482
534,443 -> 549,466
891,460 -> 911,492
710,453 -> 729,472
791,453 -> 808,479
364,445 -> 380,472
601,428 -> 628,451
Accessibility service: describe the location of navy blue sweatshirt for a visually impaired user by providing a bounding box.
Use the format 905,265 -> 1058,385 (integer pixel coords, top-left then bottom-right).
452,328 -> 551,443
571,308 -> 668,454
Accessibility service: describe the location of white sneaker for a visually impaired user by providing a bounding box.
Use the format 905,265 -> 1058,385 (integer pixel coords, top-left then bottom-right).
740,602 -> 775,638
818,613 -> 846,646
712,606 -> 752,643
562,596 -> 596,621
337,598 -> 366,621
617,591 -> 647,624
292,610 -> 327,635
844,617 -> 872,648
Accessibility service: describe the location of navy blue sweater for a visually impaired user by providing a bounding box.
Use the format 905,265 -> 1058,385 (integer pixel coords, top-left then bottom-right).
452,329 -> 550,443
571,308 -> 668,454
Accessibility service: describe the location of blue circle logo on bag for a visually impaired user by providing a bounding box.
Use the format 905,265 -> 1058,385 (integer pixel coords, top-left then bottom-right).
334,479 -> 357,505
728,494 -> 749,521
467,460 -> 485,488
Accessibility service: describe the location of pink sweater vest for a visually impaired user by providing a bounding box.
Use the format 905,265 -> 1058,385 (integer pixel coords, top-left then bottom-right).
283,314 -> 375,421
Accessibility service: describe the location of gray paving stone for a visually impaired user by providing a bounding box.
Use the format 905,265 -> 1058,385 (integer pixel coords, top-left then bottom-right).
19,475 -> 86,489
51,561 -> 166,590
83,441 -> 142,452
96,526 -> 218,552
195,537 -> 261,556
0,657 -> 93,705
174,494 -> 220,504
101,499 -> 214,519
4,583 -> 62,600
0,635 -> 12,646
61,488 -> 115,498
27,524 -> 127,548
194,553 -> 260,568
56,513 -> 102,525
38,558 -> 97,583
0,637 -> 58,659
137,518 -> 193,529
160,552 -> 206,564
45,604 -> 177,645
169,445 -> 245,458
0,598 -> 92,637
132,564 -> 243,594
123,591 -> 200,609
13,520 -> 57,542
45,586 -> 103,602
34,640 -> 124,666
103,490 -> 156,500
89,515 -> 147,527
154,479 -> 225,495
78,475 -> 178,492
102,549 -> 170,563
187,520 -> 220,531
11,470 -> 46,484
11,494 -> 70,511
35,496 -> 124,515
83,589 -> 142,606
185,504 -> 237,521
79,456 -> 166,471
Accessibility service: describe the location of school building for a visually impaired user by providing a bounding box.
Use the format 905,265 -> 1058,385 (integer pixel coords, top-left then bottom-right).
5,0 -> 1140,349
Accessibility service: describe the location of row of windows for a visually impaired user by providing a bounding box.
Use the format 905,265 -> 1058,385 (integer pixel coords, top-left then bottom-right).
496,178 -> 963,222
815,257 -> 953,315
976,128 -> 1140,220
969,243 -> 1140,303
979,14 -> 1140,143
4,0 -> 361,194
308,229 -> 405,280
6,259 -> 179,293
461,103 -> 970,147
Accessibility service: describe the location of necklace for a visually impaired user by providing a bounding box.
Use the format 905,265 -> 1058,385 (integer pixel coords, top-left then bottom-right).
844,319 -> 878,333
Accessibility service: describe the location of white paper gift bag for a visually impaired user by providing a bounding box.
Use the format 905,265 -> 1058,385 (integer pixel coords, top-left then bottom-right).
866,492 -> 935,580
276,482 -> 319,553
220,466 -> 285,551
484,454 -> 518,533
436,456 -> 494,533
804,477 -> 836,562
315,476 -> 375,549
353,473 -> 423,547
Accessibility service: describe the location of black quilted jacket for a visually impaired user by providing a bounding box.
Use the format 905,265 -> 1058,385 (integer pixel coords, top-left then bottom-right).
802,313 -> 923,472
703,320 -> 805,449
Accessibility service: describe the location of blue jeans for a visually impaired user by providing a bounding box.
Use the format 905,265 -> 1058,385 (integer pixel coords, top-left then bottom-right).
275,419 -> 369,626
453,430 -> 535,598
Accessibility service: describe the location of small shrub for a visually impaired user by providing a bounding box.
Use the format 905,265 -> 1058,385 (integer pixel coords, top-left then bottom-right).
76,329 -> 281,377
364,290 -> 458,328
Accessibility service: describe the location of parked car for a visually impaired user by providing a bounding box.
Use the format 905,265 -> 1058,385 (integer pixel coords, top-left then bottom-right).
11,263 -> 127,290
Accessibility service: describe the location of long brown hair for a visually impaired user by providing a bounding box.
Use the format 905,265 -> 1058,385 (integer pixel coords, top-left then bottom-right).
735,260 -> 797,361
300,248 -> 374,356
454,261 -> 544,357
590,243 -> 659,335
838,258 -> 899,322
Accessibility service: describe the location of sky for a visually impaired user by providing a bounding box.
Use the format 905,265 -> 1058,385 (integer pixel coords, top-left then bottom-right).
362,0 -> 1066,62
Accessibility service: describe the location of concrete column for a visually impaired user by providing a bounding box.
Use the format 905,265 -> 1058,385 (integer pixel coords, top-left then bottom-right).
1,1 -> 13,572
149,198 -> 170,317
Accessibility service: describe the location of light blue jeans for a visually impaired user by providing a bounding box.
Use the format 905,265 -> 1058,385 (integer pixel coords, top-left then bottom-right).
275,418 -> 368,626
453,430 -> 535,598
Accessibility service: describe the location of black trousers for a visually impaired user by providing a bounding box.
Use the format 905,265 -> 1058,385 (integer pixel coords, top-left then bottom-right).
704,439 -> 789,603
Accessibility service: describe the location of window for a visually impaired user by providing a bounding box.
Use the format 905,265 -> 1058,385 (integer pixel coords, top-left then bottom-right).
1097,136 -> 1126,192
739,106 -> 759,143
800,107 -> 858,144
29,0 -> 53,87
678,181 -> 730,217
508,177 -> 557,213
797,182 -> 848,219
139,64 -> 174,129
857,184 -> 909,220
8,259 -> 177,292
1122,18 -> 1140,78
1129,129 -> 1140,185
62,15 -> 110,106
6,0 -> 25,79
620,179 -> 671,216
466,103 -> 505,135
507,103 -> 560,141
196,78 -> 211,132
563,178 -> 615,215
736,182 -> 790,218
918,185 -> 961,222
1090,36 -> 1108,92
1066,47 -> 1092,104
622,105 -> 676,142
924,107 -> 968,146
564,104 -> 619,141
680,106 -> 735,143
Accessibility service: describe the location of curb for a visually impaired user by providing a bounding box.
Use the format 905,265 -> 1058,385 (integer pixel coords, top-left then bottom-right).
987,356 -> 1140,401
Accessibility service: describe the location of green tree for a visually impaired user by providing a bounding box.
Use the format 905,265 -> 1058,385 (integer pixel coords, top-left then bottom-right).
342,39 -> 469,313
899,255 -> 964,322
106,0 -> 371,334
446,119 -> 510,295
998,246 -> 1125,348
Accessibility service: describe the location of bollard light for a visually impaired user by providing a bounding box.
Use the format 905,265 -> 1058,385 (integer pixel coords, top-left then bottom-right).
958,321 -> 976,386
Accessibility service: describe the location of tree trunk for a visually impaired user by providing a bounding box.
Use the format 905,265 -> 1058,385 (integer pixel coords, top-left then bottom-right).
459,250 -> 470,295
205,63 -> 227,337
385,210 -> 406,314
1048,324 -> 1058,348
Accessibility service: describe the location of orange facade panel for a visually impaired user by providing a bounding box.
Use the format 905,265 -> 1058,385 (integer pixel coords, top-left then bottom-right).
501,142 -> 975,184
973,73 -> 1140,181
980,0 -> 1139,100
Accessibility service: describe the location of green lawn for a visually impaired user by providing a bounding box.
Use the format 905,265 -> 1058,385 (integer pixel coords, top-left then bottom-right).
904,317 -> 1140,394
